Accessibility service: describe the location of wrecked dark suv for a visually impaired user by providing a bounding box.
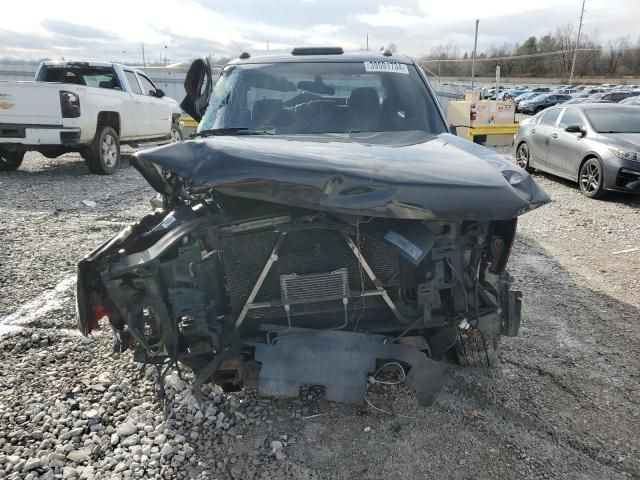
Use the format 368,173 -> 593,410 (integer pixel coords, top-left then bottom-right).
77,48 -> 550,405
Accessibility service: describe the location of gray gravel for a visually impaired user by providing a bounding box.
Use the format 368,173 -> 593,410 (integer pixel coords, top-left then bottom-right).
0,150 -> 639,479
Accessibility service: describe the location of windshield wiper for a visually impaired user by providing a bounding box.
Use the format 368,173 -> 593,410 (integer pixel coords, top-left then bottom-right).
191,127 -> 274,138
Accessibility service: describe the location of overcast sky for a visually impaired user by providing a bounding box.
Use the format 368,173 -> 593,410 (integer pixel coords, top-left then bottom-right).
1,0 -> 637,64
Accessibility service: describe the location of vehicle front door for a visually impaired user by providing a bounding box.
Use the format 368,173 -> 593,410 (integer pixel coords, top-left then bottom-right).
550,107 -> 587,179
123,70 -> 146,137
530,108 -> 561,169
136,72 -> 171,137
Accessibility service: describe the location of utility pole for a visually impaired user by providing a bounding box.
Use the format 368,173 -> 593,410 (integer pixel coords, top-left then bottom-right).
266,40 -> 270,51
471,19 -> 479,90
366,34 -> 369,51
569,0 -> 586,85
141,43 -> 146,67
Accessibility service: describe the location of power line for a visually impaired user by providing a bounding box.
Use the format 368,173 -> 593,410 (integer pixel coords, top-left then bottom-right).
420,47 -> 601,64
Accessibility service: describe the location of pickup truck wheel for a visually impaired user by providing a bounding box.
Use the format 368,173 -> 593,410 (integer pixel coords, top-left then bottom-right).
83,126 -> 120,175
0,149 -> 25,171
170,123 -> 183,142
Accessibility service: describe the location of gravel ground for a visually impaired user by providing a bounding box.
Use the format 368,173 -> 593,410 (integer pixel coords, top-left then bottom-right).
0,150 -> 639,480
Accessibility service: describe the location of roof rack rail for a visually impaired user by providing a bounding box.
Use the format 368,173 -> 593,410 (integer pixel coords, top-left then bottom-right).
291,47 -> 344,56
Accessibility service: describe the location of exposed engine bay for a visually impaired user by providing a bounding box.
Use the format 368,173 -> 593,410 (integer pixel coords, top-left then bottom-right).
76,130 -> 546,405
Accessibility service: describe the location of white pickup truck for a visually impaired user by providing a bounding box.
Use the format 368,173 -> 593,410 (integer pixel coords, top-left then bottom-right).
0,61 -> 183,174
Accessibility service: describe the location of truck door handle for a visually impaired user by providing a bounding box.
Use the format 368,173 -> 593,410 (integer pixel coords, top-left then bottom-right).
551,133 -> 558,138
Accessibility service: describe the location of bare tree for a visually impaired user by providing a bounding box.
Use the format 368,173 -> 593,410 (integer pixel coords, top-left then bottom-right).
575,30 -> 601,77
606,36 -> 631,74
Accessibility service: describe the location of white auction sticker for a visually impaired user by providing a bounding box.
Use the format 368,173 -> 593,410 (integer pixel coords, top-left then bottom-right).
364,61 -> 409,74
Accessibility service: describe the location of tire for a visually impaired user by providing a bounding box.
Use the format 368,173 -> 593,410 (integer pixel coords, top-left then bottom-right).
515,142 -> 534,172
578,157 -> 606,199
170,122 -> 183,143
82,126 -> 120,175
0,149 -> 24,171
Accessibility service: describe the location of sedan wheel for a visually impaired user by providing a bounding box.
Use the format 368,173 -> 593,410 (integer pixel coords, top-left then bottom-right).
170,124 -> 183,143
516,143 -> 533,172
579,158 -> 605,198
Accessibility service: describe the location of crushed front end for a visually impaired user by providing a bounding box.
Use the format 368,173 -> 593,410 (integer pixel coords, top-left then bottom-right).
77,133 -> 549,406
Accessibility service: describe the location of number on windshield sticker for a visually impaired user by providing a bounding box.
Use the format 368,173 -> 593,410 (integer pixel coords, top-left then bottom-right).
364,61 -> 409,74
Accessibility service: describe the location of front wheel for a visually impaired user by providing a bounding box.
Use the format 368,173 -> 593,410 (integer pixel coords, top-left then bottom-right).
82,126 -> 120,175
579,158 -> 605,199
0,149 -> 24,171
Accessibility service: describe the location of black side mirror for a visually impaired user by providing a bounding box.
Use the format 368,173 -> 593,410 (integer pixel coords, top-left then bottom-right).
154,88 -> 165,98
565,124 -> 586,136
181,57 -> 213,122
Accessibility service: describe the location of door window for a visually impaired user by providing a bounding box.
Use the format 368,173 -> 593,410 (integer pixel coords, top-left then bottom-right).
137,73 -> 157,96
558,109 -> 583,128
539,109 -> 561,126
125,71 -> 143,95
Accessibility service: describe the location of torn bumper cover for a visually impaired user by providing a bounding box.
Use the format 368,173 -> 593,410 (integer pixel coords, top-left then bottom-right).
76,131 -> 549,406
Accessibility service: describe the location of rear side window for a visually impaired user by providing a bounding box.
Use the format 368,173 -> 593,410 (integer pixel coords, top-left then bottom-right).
540,109 -> 560,126
558,109 -> 583,128
125,71 -> 142,95
39,66 -> 121,90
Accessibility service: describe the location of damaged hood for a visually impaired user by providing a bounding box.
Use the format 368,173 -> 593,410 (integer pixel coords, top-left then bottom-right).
134,131 -> 550,220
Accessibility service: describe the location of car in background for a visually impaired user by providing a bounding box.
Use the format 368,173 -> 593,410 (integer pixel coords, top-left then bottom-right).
483,86 -> 508,99
0,61 -> 183,174
570,92 -> 594,100
562,98 -> 614,105
613,84 -> 640,91
515,104 -> 640,198
620,96 -> 640,106
497,88 -> 527,100
514,92 -> 538,112
587,91 -> 638,103
580,87 -> 607,95
529,87 -> 551,94
518,93 -> 572,114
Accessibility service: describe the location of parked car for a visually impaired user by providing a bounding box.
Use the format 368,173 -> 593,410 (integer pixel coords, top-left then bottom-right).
581,87 -> 606,95
562,98 -> 614,105
483,86 -> 508,100
515,104 -> 640,198
497,89 -> 526,100
0,61 -> 183,174
518,93 -> 572,114
514,92 -> 538,112
620,95 -> 640,106
529,87 -> 551,93
587,91 -> 638,103
76,49 -> 549,406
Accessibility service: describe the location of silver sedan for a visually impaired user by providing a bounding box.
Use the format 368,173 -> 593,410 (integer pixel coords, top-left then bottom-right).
514,104 -> 640,198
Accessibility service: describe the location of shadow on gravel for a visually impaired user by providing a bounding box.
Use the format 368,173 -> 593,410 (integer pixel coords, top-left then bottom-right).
531,170 -> 640,207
